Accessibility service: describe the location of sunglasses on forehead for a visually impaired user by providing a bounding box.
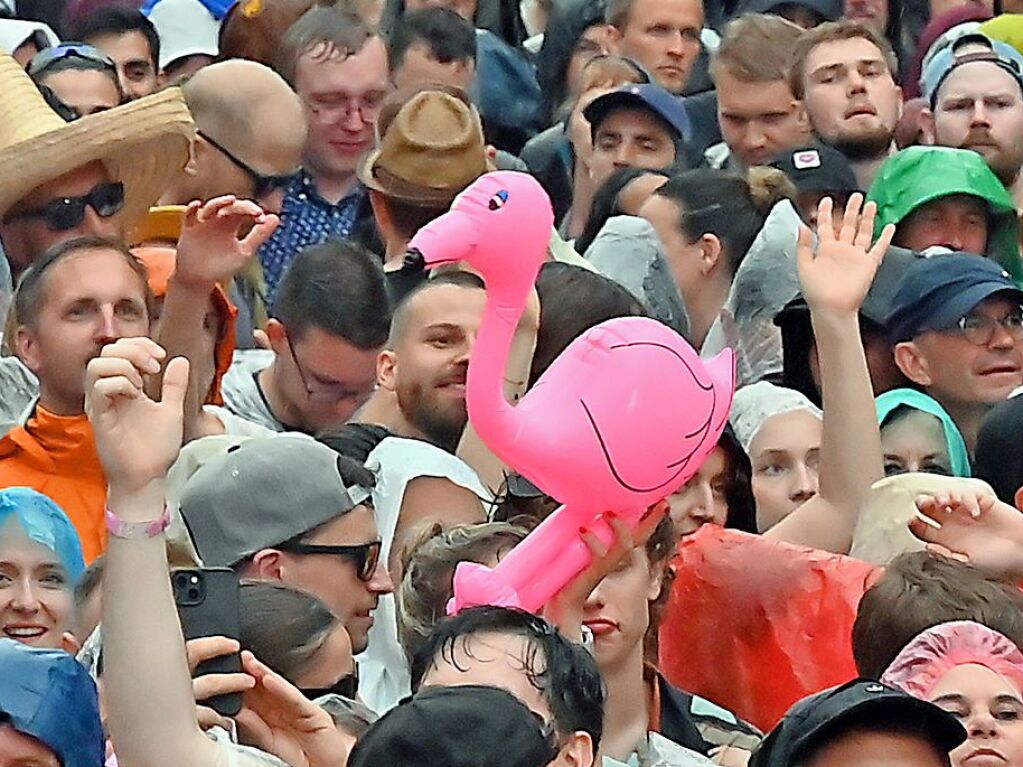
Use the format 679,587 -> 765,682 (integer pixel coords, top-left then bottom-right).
28,43 -> 116,77
5,182 -> 125,232
277,539 -> 382,581
198,131 -> 300,199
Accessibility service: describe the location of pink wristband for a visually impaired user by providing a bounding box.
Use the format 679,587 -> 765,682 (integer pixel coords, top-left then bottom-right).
105,505 -> 171,539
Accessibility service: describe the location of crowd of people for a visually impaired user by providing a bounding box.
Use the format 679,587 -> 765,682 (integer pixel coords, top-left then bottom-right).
3,0 -> 1023,764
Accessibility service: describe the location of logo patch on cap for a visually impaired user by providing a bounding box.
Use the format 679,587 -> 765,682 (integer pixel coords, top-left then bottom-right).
866,683 -> 885,693
793,150 -> 822,170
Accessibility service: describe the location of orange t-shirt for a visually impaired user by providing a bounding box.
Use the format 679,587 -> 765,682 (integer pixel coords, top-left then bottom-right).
0,406 -> 106,562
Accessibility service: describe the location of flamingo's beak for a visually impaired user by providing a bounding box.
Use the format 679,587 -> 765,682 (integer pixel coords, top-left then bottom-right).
406,207 -> 481,269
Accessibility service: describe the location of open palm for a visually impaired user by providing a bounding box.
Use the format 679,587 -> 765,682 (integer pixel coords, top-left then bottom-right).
796,194 -> 896,316
85,338 -> 188,495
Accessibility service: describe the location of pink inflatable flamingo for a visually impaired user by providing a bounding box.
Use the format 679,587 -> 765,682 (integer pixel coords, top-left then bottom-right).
406,171 -> 735,614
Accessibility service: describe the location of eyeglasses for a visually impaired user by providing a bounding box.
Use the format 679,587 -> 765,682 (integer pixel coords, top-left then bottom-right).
5,181 -> 124,231
198,131 -> 299,199
301,669 -> 359,701
955,307 -> 1023,346
286,335 -> 368,404
278,540 -> 382,581
28,43 -> 116,76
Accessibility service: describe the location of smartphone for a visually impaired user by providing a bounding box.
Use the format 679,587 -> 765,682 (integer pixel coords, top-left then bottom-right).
172,567 -> 243,718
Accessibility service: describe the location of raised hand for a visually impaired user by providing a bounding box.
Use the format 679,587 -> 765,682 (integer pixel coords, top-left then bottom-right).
796,194 -> 896,316
84,338 -> 189,496
910,490 -> 1023,580
543,501 -> 669,639
174,196 -> 280,290
234,653 -> 350,767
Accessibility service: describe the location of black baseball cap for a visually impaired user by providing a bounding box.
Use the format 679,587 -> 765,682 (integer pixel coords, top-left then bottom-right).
347,685 -> 559,767
885,253 -> 1023,343
769,145 -> 860,199
584,83 -> 691,143
750,679 -> 966,767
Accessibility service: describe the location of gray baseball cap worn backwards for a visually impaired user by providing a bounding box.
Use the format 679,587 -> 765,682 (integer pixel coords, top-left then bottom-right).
180,435 -> 372,567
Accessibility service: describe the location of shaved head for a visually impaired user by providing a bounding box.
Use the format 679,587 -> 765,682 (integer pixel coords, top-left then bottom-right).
388,271 -> 485,348
182,58 -> 307,175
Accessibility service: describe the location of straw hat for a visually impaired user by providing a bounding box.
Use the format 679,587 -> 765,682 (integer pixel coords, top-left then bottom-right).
357,90 -> 489,206
0,53 -> 195,229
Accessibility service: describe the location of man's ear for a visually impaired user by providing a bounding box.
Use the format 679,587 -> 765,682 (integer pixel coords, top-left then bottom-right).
893,341 -> 933,387
266,319 -> 288,355
250,549 -> 285,580
1014,485 -> 1023,512
605,23 -> 623,53
14,325 -> 41,376
919,107 -> 937,146
377,349 -> 398,392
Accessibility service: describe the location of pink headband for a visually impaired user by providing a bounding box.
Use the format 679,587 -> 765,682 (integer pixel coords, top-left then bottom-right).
881,621 -> 1023,699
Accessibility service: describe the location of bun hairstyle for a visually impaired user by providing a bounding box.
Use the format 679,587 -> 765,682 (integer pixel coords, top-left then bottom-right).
652,167 -> 795,275
747,166 -> 797,216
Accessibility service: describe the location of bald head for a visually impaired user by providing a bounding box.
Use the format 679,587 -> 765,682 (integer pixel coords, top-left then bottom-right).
183,58 -> 307,176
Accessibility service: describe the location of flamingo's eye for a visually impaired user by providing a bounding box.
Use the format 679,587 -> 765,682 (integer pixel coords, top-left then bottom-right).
488,190 -> 509,210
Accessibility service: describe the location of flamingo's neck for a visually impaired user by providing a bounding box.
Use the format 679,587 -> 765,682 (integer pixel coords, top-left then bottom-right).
466,288 -> 529,458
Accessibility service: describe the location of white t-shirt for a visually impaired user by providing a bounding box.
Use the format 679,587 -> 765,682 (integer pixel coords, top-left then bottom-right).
357,437 -> 492,714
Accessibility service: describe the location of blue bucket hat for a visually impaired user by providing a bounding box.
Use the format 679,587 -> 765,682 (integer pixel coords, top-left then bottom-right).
0,639 -> 104,767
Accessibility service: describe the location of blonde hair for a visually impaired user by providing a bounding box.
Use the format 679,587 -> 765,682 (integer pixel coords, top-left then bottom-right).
789,20 -> 899,99
711,13 -> 804,84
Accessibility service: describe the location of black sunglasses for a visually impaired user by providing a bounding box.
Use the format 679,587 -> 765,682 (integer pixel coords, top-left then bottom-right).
198,131 -> 299,198
5,181 -> 125,231
278,540 -> 382,582
301,669 -> 359,701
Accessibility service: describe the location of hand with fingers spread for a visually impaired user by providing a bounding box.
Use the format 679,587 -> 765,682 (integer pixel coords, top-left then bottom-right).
85,337 -> 189,496
543,501 -> 669,640
174,196 -> 280,290
910,490 -> 1023,580
234,653 -> 349,767
796,194 -> 896,317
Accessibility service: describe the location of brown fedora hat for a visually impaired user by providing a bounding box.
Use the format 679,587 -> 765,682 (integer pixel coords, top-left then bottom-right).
358,90 -> 488,206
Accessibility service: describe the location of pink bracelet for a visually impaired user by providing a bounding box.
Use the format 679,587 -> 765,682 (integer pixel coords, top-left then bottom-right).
105,505 -> 171,539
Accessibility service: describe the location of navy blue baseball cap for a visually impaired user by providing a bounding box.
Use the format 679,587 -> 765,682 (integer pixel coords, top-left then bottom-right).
886,253 -> 1023,343
0,639 -> 104,767
584,83 -> 691,143
750,679 -> 966,767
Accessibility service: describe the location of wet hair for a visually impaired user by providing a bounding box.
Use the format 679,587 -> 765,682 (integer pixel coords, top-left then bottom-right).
239,580 -> 341,684
71,6 -> 159,70
530,262 -> 646,386
651,167 -> 794,276
788,20 -> 900,100
410,605 -> 606,748
388,7 -> 477,75
278,6 -> 373,85
852,551 -> 1023,678
574,166 -> 672,254
14,235 -> 153,329
397,522 -> 529,664
711,13 -> 804,84
272,238 -> 391,349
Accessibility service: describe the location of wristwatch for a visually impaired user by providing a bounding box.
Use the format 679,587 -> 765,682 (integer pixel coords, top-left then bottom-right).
105,505 -> 171,539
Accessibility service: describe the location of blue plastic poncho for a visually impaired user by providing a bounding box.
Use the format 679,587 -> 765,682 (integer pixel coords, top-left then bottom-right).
0,487 -> 85,584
